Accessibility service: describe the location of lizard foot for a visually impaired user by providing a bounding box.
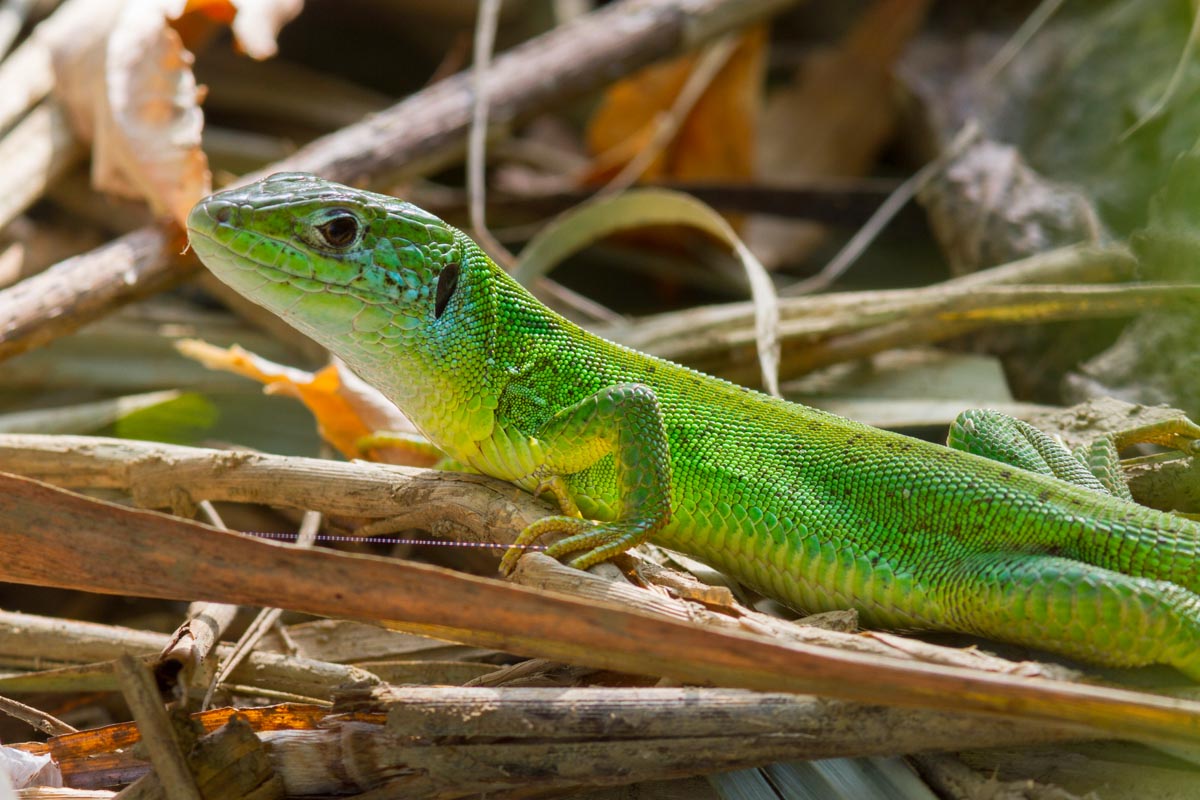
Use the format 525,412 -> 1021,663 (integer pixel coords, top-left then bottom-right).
499,515 -> 656,575
498,515 -> 592,576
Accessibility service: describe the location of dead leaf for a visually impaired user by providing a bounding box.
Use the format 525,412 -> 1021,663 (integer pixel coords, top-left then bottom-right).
94,0 -> 210,226
174,0 -> 303,59
51,0 -> 303,226
44,0 -> 127,144
176,340 -> 436,465
746,0 -> 931,268
584,26 -> 765,186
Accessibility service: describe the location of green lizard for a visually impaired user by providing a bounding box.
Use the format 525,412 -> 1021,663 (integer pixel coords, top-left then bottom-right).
187,172 -> 1200,678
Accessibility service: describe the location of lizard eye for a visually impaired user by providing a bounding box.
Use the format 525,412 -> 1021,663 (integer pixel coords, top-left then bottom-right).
435,262 -> 459,319
315,214 -> 360,249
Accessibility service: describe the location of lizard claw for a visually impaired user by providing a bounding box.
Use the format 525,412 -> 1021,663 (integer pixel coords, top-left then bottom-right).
498,515 -> 594,576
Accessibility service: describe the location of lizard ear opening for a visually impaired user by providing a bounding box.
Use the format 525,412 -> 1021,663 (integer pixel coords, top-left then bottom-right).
435,262 -> 460,318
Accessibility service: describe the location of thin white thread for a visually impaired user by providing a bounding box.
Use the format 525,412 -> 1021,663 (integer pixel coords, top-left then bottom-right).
242,531 -> 546,550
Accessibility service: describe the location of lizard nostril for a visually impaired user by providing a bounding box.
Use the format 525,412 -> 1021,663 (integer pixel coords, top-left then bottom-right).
213,204 -> 234,224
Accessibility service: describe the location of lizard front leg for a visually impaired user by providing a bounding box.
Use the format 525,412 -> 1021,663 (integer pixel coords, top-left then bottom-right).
498,382 -> 672,574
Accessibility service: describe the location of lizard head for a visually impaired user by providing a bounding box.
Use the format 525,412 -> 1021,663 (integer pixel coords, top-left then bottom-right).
187,172 -> 499,410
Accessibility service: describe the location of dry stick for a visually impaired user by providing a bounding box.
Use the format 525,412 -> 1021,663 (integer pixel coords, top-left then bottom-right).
113,653 -> 204,800
0,0 -> 799,361
203,508 -> 323,710
0,0 -> 125,133
254,690 -> 1093,795
0,693 -> 76,737
467,0 -> 513,268
155,501 -> 241,702
0,99 -> 86,232
0,434 -> 1075,681
620,281 -> 1200,384
0,0 -> 33,60
14,692 -> 1084,793
781,123 -> 979,297
1,471 -> 1200,745
0,613 -> 380,703
608,244 -> 1138,354
156,601 -> 238,703
0,226 -> 181,360
941,241 -> 1136,287
598,34 -> 739,197
774,282 -> 1200,380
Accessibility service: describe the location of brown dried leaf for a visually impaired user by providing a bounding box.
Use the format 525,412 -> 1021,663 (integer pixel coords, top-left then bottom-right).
746,0 -> 931,267
93,0 -> 209,226
584,26 -> 765,185
174,0 -> 303,59
45,0 -> 127,143
176,340 -> 433,464
52,0 -> 302,226
227,0 -> 304,58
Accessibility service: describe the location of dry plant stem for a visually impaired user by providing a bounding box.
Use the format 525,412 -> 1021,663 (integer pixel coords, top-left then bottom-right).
0,610 -> 174,666
782,123 -> 978,296
1,471 -> 1199,744
614,247 -> 1135,352
156,601 -> 238,702
617,280 -> 1200,384
0,434 -> 546,530
467,0 -> 514,268
977,0 -> 1067,85
372,685 -> 1084,747
511,553 -> 1070,679
15,704 -> 340,790
0,226 -> 187,360
0,692 -> 76,736
0,390 -> 183,434
113,654 -> 204,800
0,100 -> 85,231
598,34 -> 739,196
258,704 -> 1083,798
123,715 -> 286,800
0,0 -> 124,132
0,0 -> 799,362
1,644 -> 377,704
291,688 -> 1088,796
263,0 -> 800,184
0,433 -> 1077,677
942,241 -> 1135,287
0,0 -> 33,60
618,242 -> 1136,354
774,283 -> 1198,380
157,502 -> 240,704
0,38 -> 50,133
11,694 -> 1083,795
204,509 -> 323,710
0,610 -> 380,701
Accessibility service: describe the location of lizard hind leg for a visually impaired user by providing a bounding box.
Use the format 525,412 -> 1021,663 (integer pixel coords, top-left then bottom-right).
940,551 -> 1200,680
948,409 -> 1114,495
